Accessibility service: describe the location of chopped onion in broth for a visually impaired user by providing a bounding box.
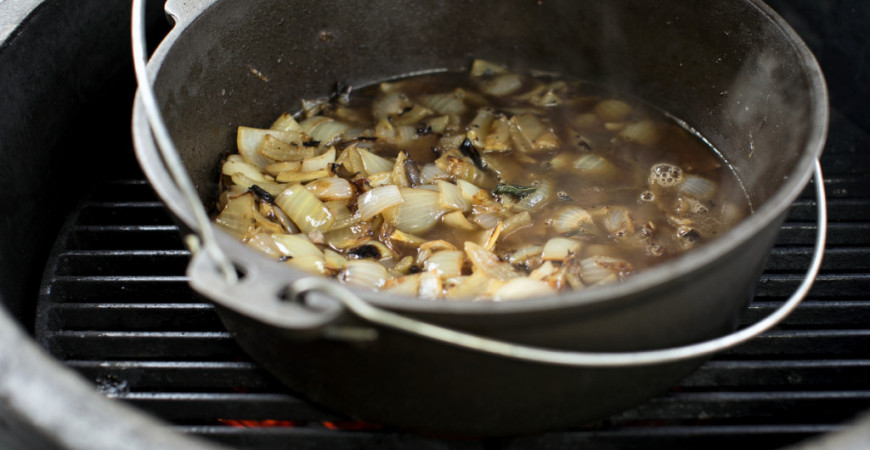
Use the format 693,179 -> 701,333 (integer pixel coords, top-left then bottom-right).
214,60 -> 750,300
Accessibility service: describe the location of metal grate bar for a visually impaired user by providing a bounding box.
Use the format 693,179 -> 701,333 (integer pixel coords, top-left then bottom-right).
45,330 -> 241,361
109,392 -> 340,423
65,358 -> 870,392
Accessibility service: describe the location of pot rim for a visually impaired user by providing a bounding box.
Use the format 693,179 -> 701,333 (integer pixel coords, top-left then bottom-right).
132,0 -> 828,317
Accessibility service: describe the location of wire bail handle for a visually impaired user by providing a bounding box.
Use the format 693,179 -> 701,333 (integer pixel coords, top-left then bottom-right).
131,0 -> 237,285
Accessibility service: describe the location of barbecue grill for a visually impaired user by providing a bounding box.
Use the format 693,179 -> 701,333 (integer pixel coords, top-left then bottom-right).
1,1 -> 869,449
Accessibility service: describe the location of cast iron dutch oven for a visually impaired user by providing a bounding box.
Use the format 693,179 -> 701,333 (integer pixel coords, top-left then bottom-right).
132,0 -> 828,435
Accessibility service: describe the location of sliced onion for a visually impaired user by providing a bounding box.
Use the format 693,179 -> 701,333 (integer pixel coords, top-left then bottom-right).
323,248 -> 348,271
552,207 -> 595,235
381,188 -> 446,234
572,153 -> 616,177
372,91 -> 413,120
579,256 -> 633,285
470,59 -> 507,77
416,240 -> 458,265
301,147 -> 336,172
270,113 -> 302,132
393,255 -> 416,274
274,184 -> 335,233
420,163 -> 449,184
390,150 -> 411,188
469,212 -> 501,229
509,114 -> 558,153
299,116 -> 350,144
479,221 -> 504,251
505,244 -> 543,265
256,133 -> 318,162
542,237 -> 582,261
678,174 -> 717,201
572,112 -> 600,129
604,122 -> 626,132
264,202 -> 300,234
383,274 -> 421,297
437,180 -> 470,212
323,200 -> 354,229
237,127 -> 311,168
391,104 -> 434,126
222,155 -> 270,182
264,160 -> 301,176
271,233 -> 324,260
455,179 -> 492,206
275,167 -> 332,183
246,232 -> 284,258
341,259 -> 390,289
252,204 -> 285,235
388,228 -> 427,247
442,211 -> 479,231
285,254 -> 329,275
467,108 -> 494,149
464,241 -> 521,281
229,173 -> 286,197
375,119 -> 418,145
594,99 -> 632,122
516,179 -> 552,211
357,185 -> 404,220
324,222 -> 370,249
424,250 -> 465,279
501,211 -> 532,236
420,92 -> 466,115
520,80 -> 566,107
483,116 -> 512,153
332,105 -> 369,124
357,147 -> 395,176
619,119 -> 660,145
493,278 -> 555,301
445,271 -> 491,300
305,177 -> 354,201
528,261 -> 557,280
365,171 -> 394,188
214,193 -> 256,239
300,98 -> 328,118
480,73 -> 523,96
427,115 -> 451,134
435,152 -> 497,188
417,270 -> 443,300
602,206 -> 636,236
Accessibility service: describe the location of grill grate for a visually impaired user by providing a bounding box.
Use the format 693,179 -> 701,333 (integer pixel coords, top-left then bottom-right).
35,111 -> 870,449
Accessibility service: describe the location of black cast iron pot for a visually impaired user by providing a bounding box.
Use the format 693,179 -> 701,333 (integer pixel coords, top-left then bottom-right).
132,0 -> 828,435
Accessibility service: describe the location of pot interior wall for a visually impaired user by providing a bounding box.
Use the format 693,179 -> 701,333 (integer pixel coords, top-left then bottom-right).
155,0 -> 817,212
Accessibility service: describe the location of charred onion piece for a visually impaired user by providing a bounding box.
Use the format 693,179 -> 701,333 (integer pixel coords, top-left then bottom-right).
459,137 -> 486,170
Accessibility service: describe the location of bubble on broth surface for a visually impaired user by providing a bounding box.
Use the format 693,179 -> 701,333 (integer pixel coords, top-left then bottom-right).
650,163 -> 683,187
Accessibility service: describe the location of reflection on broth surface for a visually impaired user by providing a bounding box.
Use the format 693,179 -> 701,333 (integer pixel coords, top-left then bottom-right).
214,60 -> 750,301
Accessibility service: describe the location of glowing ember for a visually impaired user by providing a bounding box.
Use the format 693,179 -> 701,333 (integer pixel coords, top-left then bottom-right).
217,419 -> 299,428
322,420 -> 383,431
217,419 -> 382,431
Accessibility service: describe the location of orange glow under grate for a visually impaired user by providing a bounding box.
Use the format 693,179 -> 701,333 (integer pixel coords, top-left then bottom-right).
217,419 -> 383,431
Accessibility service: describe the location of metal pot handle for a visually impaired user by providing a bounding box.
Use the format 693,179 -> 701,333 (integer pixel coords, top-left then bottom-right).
286,162 -> 826,366
132,0 -> 238,285
133,0 -> 827,366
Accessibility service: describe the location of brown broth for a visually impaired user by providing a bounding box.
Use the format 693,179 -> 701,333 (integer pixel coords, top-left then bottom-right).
216,62 -> 751,299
